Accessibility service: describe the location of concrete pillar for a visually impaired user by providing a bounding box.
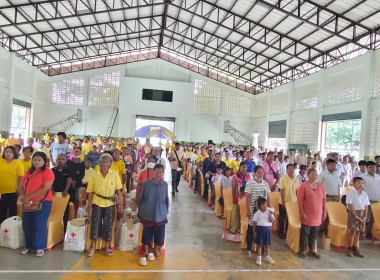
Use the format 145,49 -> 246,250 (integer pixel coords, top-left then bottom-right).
317,69 -> 327,154
5,55 -> 16,134
359,50 -> 374,159
285,83 -> 294,152
252,131 -> 260,148
29,70 -> 38,137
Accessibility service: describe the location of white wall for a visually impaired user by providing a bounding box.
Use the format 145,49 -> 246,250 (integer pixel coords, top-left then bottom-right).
118,76 -> 194,140
25,57 -> 257,143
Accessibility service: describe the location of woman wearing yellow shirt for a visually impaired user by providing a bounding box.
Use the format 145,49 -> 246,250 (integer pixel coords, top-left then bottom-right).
232,152 -> 242,174
86,153 -> 123,257
0,146 -> 24,222
43,133 -> 51,142
20,146 -> 33,174
112,149 -> 126,185
82,136 -> 92,155
223,152 -> 233,169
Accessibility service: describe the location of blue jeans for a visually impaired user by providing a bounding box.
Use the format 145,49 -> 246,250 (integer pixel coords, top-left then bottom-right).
22,201 -> 52,250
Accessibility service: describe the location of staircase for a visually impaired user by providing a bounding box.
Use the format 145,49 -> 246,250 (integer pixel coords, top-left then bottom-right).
44,109 -> 82,133
224,120 -> 252,145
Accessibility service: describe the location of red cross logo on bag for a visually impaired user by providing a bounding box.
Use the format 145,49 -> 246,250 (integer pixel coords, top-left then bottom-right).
3,229 -> 8,234
71,232 -> 76,238
129,233 -> 134,239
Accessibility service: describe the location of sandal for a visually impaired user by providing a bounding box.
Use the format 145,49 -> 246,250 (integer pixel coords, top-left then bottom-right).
310,252 -> 321,259
20,248 -> 31,255
87,248 -> 95,257
106,248 -> 114,257
36,249 -> 45,257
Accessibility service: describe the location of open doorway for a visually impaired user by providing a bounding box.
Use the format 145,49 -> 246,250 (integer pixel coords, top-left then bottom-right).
10,99 -> 31,142
135,115 -> 175,147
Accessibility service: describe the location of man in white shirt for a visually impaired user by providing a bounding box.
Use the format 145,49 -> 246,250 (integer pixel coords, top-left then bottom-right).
317,159 -> 342,201
169,143 -> 186,196
341,155 -> 353,187
288,149 -> 295,165
276,152 -> 287,178
50,131 -> 70,168
227,145 -> 234,158
332,153 -> 343,178
295,149 -> 307,166
359,161 -> 380,238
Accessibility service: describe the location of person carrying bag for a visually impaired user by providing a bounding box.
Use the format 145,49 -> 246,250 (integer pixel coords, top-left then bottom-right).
18,152 -> 55,257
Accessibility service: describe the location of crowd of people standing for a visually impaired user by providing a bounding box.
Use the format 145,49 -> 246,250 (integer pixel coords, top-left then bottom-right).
0,132 -> 379,263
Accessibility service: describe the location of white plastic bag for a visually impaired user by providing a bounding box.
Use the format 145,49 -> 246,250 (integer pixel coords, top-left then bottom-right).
76,207 -> 88,219
117,219 -> 140,251
63,219 -> 87,252
0,216 -> 25,249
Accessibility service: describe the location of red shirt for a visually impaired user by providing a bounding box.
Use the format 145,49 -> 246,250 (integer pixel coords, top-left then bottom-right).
21,168 -> 55,202
297,182 -> 326,227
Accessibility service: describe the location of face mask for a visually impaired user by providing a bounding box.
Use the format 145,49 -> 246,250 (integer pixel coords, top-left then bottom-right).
147,162 -> 155,169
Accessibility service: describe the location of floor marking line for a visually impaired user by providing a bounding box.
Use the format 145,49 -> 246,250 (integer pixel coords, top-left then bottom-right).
70,256 -> 85,270
1,268 -> 380,274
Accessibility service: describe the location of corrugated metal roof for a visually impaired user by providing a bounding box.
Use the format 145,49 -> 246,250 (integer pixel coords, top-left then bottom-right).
0,0 -> 378,93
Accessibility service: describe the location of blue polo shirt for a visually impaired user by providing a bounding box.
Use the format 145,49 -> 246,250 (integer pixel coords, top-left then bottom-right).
245,159 -> 256,173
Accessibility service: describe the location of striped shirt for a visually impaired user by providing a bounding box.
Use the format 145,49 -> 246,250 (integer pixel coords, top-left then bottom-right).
245,179 -> 271,226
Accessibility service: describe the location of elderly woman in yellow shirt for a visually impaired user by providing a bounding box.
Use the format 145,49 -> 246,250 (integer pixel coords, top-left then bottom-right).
86,153 -> 123,257
0,146 -> 24,223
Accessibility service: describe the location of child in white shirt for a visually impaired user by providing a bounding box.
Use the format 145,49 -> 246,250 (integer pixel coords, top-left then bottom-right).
252,197 -> 275,266
212,167 -> 223,184
221,168 -> 233,192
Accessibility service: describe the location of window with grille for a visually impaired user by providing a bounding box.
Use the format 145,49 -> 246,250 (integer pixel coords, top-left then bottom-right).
52,78 -> 84,105
88,71 -> 120,107
369,110 -> 380,158
252,97 -> 267,118
270,92 -> 288,115
323,119 -> 361,159
294,84 -> 318,111
193,79 -> 221,116
291,122 -> 318,151
225,92 -> 250,118
371,59 -> 380,99
324,70 -> 363,106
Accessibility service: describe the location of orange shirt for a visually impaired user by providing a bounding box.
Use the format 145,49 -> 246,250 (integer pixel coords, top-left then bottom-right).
21,168 -> 55,202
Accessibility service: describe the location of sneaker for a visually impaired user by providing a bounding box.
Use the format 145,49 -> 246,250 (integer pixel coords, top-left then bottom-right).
265,255 -> 275,264
147,253 -> 155,261
175,188 -> 179,193
171,191 -> 175,197
35,249 -> 44,257
20,248 -> 30,255
256,256 -> 262,266
247,250 -> 252,257
139,257 -> 147,266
